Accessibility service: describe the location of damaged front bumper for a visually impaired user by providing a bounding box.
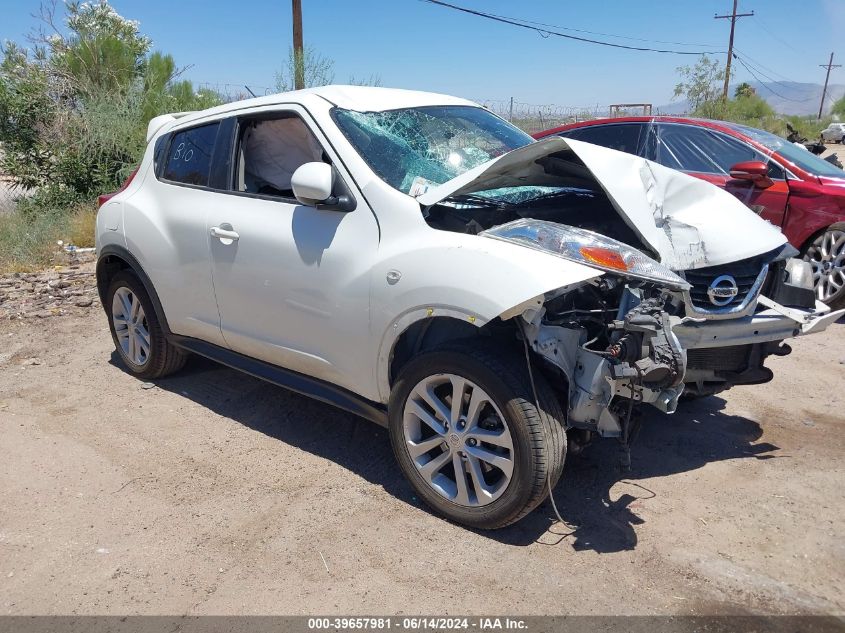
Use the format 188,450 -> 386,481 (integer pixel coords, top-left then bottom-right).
524,292 -> 842,439
674,297 -> 842,398
673,299 -> 842,348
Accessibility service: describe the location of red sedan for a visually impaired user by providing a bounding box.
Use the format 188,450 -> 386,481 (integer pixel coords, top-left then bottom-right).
535,117 -> 845,308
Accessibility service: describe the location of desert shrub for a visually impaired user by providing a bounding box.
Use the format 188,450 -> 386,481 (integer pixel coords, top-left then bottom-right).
0,0 -> 221,269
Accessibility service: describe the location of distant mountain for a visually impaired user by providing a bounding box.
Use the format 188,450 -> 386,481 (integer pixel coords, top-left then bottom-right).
657,81 -> 845,117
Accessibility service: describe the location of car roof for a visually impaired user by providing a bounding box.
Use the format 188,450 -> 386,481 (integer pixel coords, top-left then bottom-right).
533,115 -> 844,182
534,116 -> 749,139
188,85 -> 477,119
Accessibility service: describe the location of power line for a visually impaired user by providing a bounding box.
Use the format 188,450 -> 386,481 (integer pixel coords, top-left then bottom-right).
714,0 -> 754,100
732,54 -> 807,103
732,51 -> 815,101
733,47 -> 798,84
420,0 -> 725,56
736,48 -> 843,109
750,15 -> 802,54
481,10 -> 718,48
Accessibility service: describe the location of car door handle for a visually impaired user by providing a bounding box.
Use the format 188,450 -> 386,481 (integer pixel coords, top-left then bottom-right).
210,226 -> 239,242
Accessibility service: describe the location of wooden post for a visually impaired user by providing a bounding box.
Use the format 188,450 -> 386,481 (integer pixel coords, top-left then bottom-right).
292,0 -> 304,90
818,52 -> 841,120
715,1 -> 754,100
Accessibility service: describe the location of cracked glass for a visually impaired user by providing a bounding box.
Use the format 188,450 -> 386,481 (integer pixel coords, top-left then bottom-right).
333,105 -> 533,195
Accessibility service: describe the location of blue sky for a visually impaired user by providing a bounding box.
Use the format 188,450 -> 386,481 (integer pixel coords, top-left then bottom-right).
1,0 -> 843,107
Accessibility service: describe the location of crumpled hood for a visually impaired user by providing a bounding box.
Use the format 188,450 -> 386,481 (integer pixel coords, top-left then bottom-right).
417,137 -> 787,270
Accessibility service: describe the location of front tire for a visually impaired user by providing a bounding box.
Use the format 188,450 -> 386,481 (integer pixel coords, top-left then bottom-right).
803,223 -> 845,310
106,271 -> 187,379
388,344 -> 566,529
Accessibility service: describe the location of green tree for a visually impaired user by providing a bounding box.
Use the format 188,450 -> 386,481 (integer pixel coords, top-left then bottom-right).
673,55 -> 727,118
832,95 -> 845,118
672,55 -> 791,133
50,0 -> 151,95
734,82 -> 756,99
0,43 -> 55,190
273,45 -> 382,92
274,45 -> 335,92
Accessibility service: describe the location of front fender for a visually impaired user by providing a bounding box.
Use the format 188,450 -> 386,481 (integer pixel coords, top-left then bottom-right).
370,232 -> 602,401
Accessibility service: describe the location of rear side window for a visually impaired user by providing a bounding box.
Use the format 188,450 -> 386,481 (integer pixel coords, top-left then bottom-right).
163,122 -> 220,186
559,124 -> 646,157
153,134 -> 168,175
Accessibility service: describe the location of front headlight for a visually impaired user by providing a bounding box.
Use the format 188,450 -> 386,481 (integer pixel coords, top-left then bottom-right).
481,219 -> 691,291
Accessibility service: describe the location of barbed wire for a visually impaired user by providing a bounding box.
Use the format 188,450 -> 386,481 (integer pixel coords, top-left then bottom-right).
474,98 -> 681,133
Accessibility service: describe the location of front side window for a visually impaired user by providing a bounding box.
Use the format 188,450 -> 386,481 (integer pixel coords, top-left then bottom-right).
722,121 -> 844,178
654,124 -> 783,178
560,123 -> 646,157
163,122 -> 219,186
333,105 -> 533,195
235,114 -> 325,198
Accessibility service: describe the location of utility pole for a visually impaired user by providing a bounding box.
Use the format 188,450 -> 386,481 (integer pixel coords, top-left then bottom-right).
292,0 -> 304,90
715,0 -> 754,100
818,52 -> 841,119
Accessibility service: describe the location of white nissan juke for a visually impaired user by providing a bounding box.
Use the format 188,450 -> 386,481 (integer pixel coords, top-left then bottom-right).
96,86 -> 841,529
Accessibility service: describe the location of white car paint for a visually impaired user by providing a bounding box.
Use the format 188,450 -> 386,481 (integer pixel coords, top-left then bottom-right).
100,85 -> 839,410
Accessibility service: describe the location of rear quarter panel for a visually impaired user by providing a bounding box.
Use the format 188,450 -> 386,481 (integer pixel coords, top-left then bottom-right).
121,169 -> 226,346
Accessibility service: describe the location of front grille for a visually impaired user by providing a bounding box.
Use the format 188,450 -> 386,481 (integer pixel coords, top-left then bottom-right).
687,344 -> 752,372
683,252 -> 770,313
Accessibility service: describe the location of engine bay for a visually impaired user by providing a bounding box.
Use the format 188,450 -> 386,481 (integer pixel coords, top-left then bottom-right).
422,149 -> 653,256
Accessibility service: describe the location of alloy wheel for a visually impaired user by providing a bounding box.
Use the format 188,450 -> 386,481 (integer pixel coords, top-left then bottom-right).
805,228 -> 845,302
402,373 -> 514,507
111,286 -> 151,366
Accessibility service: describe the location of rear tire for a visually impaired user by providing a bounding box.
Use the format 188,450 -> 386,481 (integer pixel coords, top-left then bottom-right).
106,271 -> 187,379
388,343 -> 566,529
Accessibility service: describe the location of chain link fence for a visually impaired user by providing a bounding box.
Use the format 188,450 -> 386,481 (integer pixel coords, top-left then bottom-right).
476,98 -> 607,134
0,146 -> 33,216
0,146 -> 20,214
476,98 -> 674,134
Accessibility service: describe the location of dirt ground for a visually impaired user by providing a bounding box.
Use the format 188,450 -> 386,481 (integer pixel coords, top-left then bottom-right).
822,144 -> 845,168
0,273 -> 842,617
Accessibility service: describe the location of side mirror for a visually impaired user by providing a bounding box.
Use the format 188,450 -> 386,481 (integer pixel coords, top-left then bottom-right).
290,162 -> 356,212
291,162 -> 334,205
729,160 -> 773,189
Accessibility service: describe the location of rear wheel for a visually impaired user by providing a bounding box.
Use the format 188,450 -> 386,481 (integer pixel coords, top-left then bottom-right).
388,344 -> 566,529
803,223 -> 845,310
106,271 -> 187,379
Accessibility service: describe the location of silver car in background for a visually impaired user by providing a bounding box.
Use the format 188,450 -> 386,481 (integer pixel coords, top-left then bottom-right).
820,122 -> 845,143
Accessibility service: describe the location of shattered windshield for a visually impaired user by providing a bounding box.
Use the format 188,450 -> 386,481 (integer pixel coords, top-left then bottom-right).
723,122 -> 845,178
332,105 -> 534,196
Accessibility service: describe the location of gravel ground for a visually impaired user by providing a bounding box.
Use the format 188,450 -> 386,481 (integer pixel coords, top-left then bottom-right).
0,269 -> 843,616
